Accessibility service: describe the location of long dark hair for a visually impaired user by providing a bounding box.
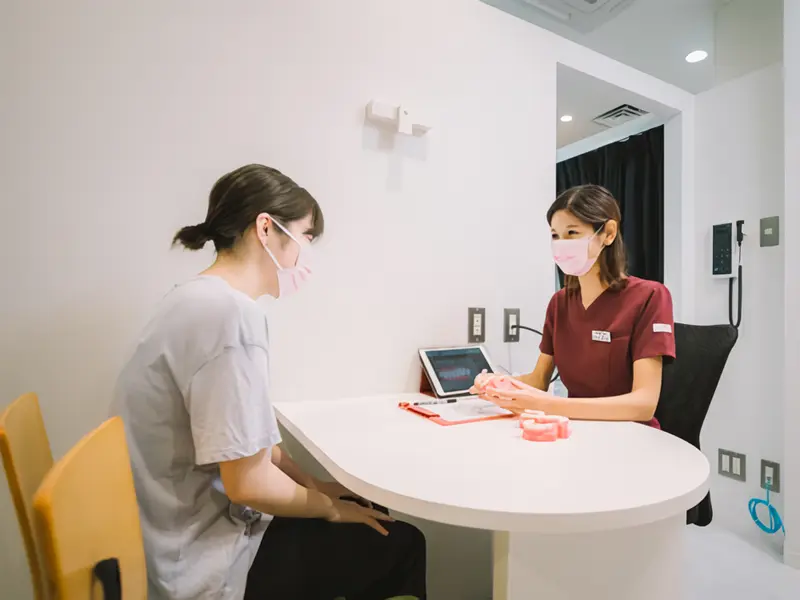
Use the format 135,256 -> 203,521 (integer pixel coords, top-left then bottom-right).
173,164 -> 324,252
547,184 -> 627,292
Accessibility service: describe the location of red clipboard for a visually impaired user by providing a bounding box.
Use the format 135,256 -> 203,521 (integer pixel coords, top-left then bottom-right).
398,400 -> 515,427
407,362 -> 513,425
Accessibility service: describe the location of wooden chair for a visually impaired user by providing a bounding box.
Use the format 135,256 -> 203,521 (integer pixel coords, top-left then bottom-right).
33,416 -> 147,599
0,392 -> 54,600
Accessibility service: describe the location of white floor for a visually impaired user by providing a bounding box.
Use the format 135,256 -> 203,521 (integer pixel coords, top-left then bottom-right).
685,525 -> 798,599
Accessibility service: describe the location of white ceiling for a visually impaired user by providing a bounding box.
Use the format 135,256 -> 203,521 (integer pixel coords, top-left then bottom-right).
556,64 -> 678,148
482,0 -> 782,94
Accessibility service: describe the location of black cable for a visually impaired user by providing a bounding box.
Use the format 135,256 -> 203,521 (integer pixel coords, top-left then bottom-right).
729,264 -> 742,329
511,325 -> 560,384
514,325 -> 544,336
729,220 -> 744,329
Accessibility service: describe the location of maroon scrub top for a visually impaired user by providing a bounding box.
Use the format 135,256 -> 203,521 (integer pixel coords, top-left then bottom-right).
540,277 -> 675,422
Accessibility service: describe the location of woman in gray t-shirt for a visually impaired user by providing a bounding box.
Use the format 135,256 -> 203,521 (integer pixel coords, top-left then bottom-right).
113,164 -> 427,600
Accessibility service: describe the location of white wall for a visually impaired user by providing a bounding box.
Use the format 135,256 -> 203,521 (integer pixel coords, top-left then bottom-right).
784,0 -> 800,570
693,64 -> 785,551
0,1 -> 700,598
0,1 -> 552,598
664,114 -> 687,320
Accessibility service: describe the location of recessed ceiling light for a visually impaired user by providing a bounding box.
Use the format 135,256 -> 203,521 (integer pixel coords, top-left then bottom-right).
685,50 -> 708,63
560,115 -> 573,123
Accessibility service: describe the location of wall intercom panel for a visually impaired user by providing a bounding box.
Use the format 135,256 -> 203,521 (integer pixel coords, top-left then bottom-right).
712,222 -> 736,279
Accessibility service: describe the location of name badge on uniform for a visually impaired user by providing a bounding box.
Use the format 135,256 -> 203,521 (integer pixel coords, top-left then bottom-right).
592,330 -> 611,343
653,323 -> 672,333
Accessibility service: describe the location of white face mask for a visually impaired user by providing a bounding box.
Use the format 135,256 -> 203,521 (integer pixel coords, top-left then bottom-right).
262,217 -> 313,299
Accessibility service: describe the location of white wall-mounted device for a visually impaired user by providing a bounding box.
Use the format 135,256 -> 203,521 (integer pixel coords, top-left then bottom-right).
365,100 -> 432,136
711,222 -> 736,278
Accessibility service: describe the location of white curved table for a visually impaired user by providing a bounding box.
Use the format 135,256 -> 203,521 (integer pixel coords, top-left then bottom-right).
276,394 -> 710,600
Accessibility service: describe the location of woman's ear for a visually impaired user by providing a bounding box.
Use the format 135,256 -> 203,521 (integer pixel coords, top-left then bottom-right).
603,220 -> 619,246
255,213 -> 273,246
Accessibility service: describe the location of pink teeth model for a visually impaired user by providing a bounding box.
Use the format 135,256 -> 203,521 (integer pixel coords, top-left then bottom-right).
519,413 -> 571,439
519,410 -> 545,428
534,414 -> 571,439
521,421 -> 559,442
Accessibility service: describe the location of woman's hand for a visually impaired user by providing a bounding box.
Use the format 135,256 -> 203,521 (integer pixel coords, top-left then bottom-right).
472,372 -> 536,395
326,499 -> 393,536
471,370 -> 495,392
314,480 -> 372,508
471,371 -> 528,395
480,383 -> 557,414
471,371 -> 555,413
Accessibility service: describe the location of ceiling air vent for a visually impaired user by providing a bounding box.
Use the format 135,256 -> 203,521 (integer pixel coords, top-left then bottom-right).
518,0 -> 636,32
592,104 -> 649,128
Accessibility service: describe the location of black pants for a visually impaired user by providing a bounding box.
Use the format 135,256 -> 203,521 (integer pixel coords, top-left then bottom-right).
244,510 -> 427,600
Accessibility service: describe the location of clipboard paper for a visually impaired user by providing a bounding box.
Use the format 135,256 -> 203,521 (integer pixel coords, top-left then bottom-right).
399,398 -> 514,426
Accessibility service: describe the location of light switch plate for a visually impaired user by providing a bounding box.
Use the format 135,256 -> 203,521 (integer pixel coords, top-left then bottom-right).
719,448 -> 746,482
468,307 -> 486,344
760,216 -> 780,247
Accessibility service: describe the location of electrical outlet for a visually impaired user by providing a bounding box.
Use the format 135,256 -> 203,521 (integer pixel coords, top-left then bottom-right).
503,308 -> 521,343
718,449 -> 746,482
468,307 -> 486,344
760,459 -> 781,493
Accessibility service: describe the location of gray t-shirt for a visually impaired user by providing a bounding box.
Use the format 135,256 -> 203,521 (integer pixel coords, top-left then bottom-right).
112,276 -> 281,600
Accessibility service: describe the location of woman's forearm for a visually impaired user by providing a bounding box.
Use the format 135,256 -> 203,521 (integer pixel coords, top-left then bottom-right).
223,449 -> 334,519
516,371 -> 548,391
271,445 -> 318,489
517,354 -> 555,391
546,388 -> 657,422
241,464 -> 334,519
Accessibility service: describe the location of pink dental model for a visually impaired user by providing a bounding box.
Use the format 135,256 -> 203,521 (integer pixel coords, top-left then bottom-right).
472,370 -> 518,395
519,410 -> 545,428
519,412 -> 571,440
522,421 -> 559,442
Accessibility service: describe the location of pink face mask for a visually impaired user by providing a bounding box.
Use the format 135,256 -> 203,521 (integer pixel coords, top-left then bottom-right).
262,217 -> 313,299
551,228 -> 603,277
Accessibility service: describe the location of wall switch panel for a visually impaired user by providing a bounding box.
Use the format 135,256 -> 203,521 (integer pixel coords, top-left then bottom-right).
760,459 -> 781,493
718,449 -> 746,482
760,216 -> 780,247
503,308 -> 521,343
468,307 -> 486,344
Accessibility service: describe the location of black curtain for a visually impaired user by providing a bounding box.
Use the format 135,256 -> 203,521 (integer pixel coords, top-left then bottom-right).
556,125 -> 664,284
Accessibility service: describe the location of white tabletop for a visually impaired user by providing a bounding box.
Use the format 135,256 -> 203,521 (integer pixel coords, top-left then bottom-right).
275,393 -> 710,534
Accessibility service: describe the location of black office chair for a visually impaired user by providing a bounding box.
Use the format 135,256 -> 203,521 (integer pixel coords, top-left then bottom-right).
656,323 -> 738,527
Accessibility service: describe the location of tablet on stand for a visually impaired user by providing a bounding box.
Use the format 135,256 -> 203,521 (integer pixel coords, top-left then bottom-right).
404,346 -> 512,426
418,345 -> 495,399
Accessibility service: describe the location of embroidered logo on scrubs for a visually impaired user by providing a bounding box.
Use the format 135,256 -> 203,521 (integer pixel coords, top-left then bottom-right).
591,330 -> 611,343
653,323 -> 673,333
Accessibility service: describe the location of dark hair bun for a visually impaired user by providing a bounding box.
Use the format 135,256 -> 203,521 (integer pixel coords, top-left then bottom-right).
172,164 -> 324,254
172,223 -> 210,250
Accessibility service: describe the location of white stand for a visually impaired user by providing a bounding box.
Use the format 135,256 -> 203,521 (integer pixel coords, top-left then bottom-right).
493,514 -> 685,600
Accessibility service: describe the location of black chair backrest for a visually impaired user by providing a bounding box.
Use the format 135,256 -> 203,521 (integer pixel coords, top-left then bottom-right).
656,323 -> 738,526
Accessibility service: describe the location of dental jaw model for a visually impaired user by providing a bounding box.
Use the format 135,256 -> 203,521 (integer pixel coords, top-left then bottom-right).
472,373 -> 572,442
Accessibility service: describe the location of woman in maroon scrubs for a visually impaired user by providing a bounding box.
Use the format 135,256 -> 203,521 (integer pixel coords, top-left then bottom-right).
480,184 -> 675,425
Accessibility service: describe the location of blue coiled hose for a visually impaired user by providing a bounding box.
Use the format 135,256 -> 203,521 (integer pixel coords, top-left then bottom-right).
748,481 -> 785,535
